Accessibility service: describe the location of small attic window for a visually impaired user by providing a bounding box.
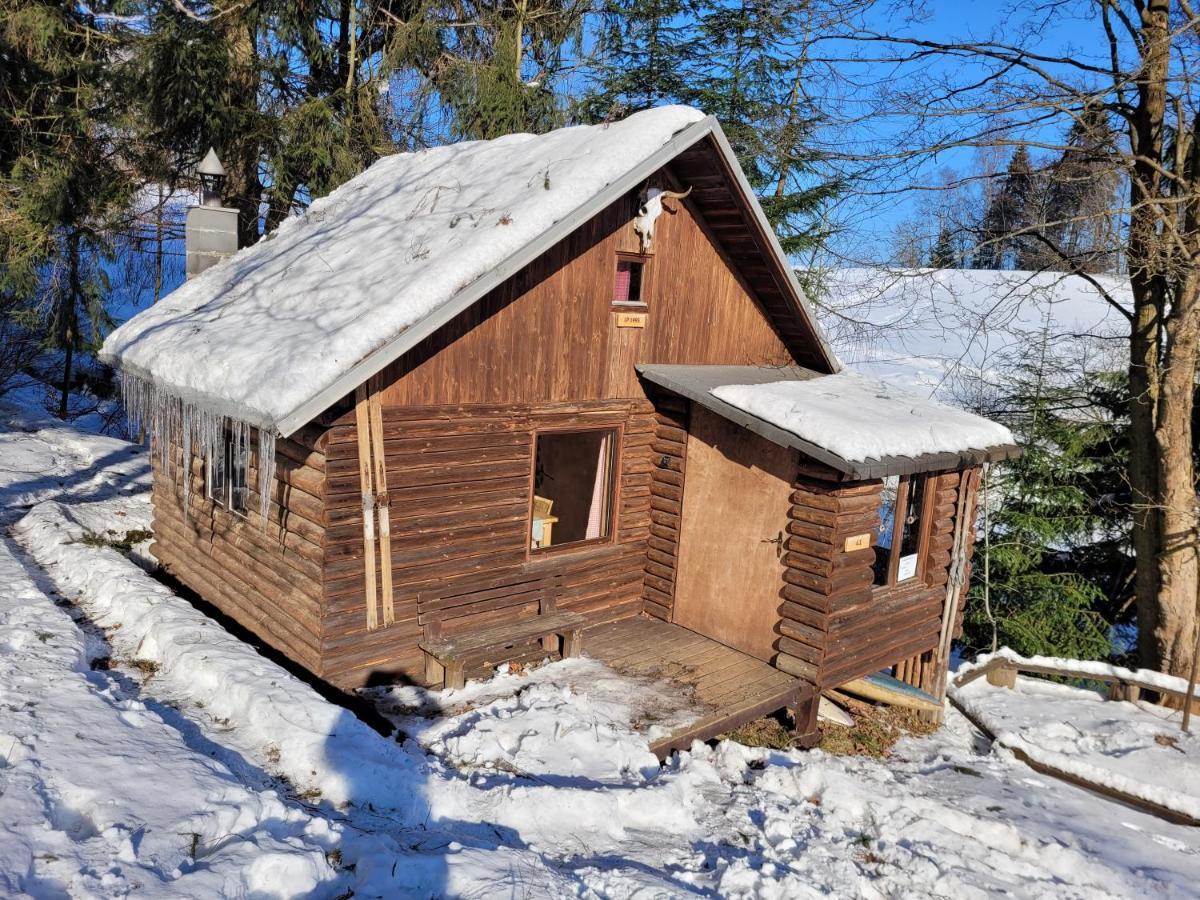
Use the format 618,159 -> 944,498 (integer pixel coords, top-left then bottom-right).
613,255 -> 645,305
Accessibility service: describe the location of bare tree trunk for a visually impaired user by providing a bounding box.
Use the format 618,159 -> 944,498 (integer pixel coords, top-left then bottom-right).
1151,275 -> 1200,681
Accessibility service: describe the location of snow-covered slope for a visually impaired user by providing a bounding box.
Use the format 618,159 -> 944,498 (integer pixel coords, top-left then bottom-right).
816,268 -> 1132,402
101,106 -> 706,432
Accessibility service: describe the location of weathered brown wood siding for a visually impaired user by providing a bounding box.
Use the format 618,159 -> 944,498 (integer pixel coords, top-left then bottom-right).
775,464 -> 981,689
376,165 -> 796,409
148,429 -> 329,674
319,400 -> 657,687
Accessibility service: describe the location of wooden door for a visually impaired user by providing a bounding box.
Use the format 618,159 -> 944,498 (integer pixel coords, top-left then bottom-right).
674,406 -> 795,661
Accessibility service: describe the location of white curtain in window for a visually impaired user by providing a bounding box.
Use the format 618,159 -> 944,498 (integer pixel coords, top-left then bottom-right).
585,434 -> 610,539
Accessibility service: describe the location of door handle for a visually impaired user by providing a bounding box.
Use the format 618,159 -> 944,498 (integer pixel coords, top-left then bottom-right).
762,531 -> 783,558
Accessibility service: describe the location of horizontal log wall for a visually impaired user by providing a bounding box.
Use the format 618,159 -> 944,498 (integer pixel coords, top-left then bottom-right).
774,472 -> 882,685
816,470 -> 964,687
148,429 -> 329,675
320,399 -> 656,687
642,392 -> 689,621
776,466 -> 980,690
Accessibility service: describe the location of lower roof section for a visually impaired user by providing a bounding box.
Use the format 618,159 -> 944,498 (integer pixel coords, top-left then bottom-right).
636,364 -> 1020,480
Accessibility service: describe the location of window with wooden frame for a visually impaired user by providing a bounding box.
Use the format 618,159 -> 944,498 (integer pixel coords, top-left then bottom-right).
530,428 -> 618,552
612,253 -> 647,306
872,474 -> 929,588
207,430 -> 249,515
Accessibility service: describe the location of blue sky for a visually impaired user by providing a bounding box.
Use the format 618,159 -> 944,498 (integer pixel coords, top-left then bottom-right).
817,1 -> 1115,264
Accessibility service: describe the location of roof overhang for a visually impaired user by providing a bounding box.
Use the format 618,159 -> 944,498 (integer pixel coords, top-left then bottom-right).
267,116 -> 837,437
637,364 -> 1021,480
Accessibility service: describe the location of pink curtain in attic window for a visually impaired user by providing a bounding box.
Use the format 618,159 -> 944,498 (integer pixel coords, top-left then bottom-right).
613,262 -> 632,302
585,434 -> 610,539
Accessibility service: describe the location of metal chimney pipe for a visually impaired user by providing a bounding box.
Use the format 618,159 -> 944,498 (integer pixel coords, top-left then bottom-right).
186,147 -> 238,278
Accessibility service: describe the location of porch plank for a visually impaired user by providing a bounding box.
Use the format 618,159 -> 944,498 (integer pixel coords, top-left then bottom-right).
582,616 -> 808,759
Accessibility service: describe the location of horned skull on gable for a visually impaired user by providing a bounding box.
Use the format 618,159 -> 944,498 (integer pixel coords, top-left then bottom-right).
634,185 -> 692,253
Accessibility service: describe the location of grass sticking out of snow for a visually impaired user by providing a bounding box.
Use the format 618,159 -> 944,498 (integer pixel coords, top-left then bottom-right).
718,700 -> 940,756
818,699 -> 938,758
69,527 -> 153,553
720,711 -> 796,749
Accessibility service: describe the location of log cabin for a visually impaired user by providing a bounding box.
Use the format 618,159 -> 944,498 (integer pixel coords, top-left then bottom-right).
101,106 -> 1018,753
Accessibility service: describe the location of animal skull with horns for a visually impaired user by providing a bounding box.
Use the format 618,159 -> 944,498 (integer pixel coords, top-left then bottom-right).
633,185 -> 692,253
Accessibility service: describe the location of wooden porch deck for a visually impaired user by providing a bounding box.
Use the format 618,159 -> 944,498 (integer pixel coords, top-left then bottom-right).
583,616 -> 812,758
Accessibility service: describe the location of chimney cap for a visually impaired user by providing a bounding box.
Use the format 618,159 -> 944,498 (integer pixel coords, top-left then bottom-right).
197,147 -> 226,178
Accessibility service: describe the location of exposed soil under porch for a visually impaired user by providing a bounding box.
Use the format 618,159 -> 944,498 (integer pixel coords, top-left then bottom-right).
583,616 -> 813,758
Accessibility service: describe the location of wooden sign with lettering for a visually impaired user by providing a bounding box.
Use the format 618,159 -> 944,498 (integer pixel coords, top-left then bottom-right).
844,533 -> 871,552
615,312 -> 647,328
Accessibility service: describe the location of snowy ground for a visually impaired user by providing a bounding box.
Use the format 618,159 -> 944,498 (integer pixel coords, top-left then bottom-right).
2,397 -> 1199,897
953,666 -> 1200,823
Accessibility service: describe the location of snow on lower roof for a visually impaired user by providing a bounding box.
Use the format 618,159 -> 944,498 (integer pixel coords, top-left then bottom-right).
101,106 -> 707,432
711,369 -> 1015,464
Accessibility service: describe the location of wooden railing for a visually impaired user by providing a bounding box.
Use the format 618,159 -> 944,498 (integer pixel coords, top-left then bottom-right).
953,655 -> 1200,710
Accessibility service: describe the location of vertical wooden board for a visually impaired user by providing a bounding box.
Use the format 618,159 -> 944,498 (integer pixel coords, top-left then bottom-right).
673,406 -> 795,662
354,385 -> 379,631
367,378 -> 394,626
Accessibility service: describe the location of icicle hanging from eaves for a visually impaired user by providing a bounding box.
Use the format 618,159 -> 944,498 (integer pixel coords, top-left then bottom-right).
121,373 -> 276,524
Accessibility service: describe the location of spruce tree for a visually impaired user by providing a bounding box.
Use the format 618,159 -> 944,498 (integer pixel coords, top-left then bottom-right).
975,145 -> 1035,269
0,1 -> 138,416
1040,104 -> 1121,273
679,0 -> 835,255
929,225 -> 956,268
432,0 -> 587,140
582,0 -> 692,118
963,338 -> 1127,660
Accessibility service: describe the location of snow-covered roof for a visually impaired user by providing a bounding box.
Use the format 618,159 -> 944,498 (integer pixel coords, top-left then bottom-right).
102,106 -> 834,437
638,364 -> 1017,477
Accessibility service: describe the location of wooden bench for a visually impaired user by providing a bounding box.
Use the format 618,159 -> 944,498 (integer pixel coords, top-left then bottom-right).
420,611 -> 585,690
417,571 -> 582,689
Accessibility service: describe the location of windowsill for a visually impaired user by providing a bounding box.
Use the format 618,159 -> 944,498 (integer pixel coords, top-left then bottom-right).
870,578 -> 933,600
526,537 -> 619,565
610,301 -> 648,312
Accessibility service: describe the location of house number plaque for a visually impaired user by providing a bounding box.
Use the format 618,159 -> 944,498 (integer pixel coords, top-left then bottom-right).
844,533 -> 871,552
615,312 -> 647,328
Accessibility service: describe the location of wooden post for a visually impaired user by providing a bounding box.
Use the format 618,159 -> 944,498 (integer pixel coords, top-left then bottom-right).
792,692 -> 821,748
539,579 -> 559,652
1107,680 -> 1141,703
562,627 -> 582,658
931,468 -> 978,719
444,659 -> 466,691
985,664 -> 1017,690
354,385 -> 379,630
367,375 -> 394,626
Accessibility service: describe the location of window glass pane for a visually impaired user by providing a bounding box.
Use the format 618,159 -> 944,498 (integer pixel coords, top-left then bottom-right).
873,475 -> 900,585
532,430 -> 615,550
613,259 -> 643,303
897,475 -> 925,581
209,444 -> 227,504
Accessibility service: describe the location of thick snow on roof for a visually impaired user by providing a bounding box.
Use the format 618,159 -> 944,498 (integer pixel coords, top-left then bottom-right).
816,268 -> 1131,401
711,368 -> 1015,463
101,106 -> 707,431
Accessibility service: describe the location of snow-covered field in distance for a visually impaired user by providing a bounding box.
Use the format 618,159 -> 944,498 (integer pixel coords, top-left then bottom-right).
1,391 -> 1197,896
814,268 -> 1132,406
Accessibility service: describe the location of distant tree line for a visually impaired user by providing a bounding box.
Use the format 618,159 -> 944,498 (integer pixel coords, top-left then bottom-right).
894,107 -> 1124,274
